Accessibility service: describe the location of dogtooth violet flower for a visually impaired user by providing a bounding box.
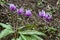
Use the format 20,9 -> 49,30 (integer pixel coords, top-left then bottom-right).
9,4 -> 16,11
39,10 -> 46,17
17,7 -> 24,15
39,10 -> 52,21
25,10 -> 32,17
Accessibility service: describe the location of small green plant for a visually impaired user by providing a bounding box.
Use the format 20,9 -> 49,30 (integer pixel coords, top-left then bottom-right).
0,23 -> 46,40
0,23 -> 14,39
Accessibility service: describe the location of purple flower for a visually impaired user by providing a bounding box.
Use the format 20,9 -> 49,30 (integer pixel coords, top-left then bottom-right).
39,10 -> 46,17
39,10 -> 52,21
44,14 -> 52,21
25,10 -> 32,17
9,4 -> 16,11
17,7 -> 24,15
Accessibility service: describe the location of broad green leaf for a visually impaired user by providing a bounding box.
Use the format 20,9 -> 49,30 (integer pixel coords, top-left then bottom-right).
20,34 -> 27,40
17,35 -> 43,40
0,29 -> 14,39
19,30 -> 46,36
17,35 -> 39,40
24,35 -> 38,40
32,35 -> 43,40
25,36 -> 32,40
0,23 -> 12,29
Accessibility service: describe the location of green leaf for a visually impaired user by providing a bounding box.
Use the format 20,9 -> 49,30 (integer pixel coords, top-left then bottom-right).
26,35 -> 36,40
17,35 -> 38,40
20,34 -> 27,40
19,30 -> 46,36
0,23 -> 12,29
47,27 -> 57,31
16,34 -> 44,40
0,29 -> 14,39
32,35 -> 43,40
16,35 -> 43,40
24,36 -> 32,40
11,38 -> 22,40
24,35 -> 39,40
17,36 -> 22,40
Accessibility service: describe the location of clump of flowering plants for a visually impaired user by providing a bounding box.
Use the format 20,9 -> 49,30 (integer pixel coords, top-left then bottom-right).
0,2 -> 56,40
0,3 -> 47,40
